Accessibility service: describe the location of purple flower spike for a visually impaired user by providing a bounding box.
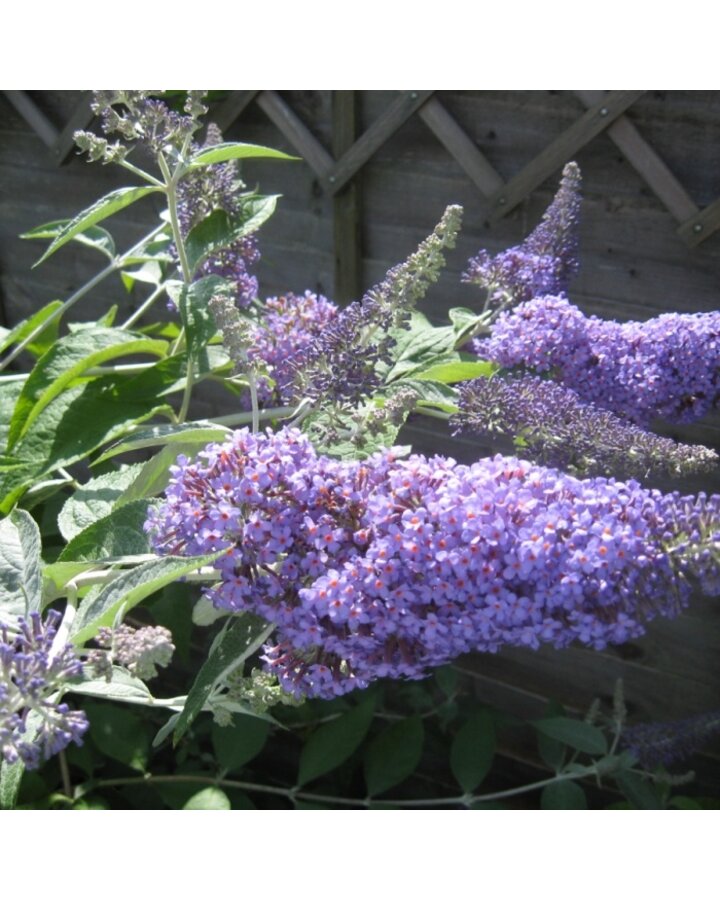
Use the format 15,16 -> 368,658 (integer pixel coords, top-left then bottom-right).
479,295 -> 720,425
146,427 -> 720,700
1,611 -> 88,769
463,162 -> 581,308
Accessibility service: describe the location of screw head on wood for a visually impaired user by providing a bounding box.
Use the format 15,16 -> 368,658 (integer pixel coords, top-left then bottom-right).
410,92 -> 418,100
329,175 -> 336,184
498,197 -> 506,206
599,107 -> 609,116
693,223 -> 703,233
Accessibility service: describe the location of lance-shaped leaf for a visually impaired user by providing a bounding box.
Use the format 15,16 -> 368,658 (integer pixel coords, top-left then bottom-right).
22,219 -> 116,260
414,359 -> 498,384
33,185 -> 161,265
71,552 -> 222,645
186,141 -> 296,170
0,510 -> 43,625
364,717 -> 425,797
184,195 -> 279,275
94,420 -> 229,464
58,464 -> 146,542
297,699 -> 376,786
0,300 -> 64,358
532,717 -> 608,756
173,614 -> 274,744
7,328 -> 167,449
0,759 -> 24,811
57,499 -> 158,563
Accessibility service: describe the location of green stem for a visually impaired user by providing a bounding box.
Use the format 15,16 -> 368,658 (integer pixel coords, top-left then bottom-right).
121,283 -> 168,329
0,223 -> 167,373
177,360 -> 195,425
86,763 -> 599,808
415,407 -> 451,422
159,146 -> 194,423
118,158 -> 165,188
158,152 -> 191,283
209,407 -> 294,428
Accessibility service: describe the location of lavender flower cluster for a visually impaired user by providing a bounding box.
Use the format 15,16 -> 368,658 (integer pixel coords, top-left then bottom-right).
621,710 -> 720,769
85,90 -> 207,156
89,624 -> 175,681
1,612 -> 88,769
452,374 -> 718,479
247,291 -> 339,406
177,123 -> 259,306
478,295 -> 720,425
145,428 -> 720,700
287,205 -> 462,406
463,163 -> 581,308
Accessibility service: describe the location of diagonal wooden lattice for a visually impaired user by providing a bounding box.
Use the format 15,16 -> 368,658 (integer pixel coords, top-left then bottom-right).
211,90 -> 720,299
6,89 -> 720,301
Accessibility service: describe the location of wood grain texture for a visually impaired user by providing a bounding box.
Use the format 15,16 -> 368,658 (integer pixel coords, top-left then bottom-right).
489,91 -> 647,219
3,93 -> 720,796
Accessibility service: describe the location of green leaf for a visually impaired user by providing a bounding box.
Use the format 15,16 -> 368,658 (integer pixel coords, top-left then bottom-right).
414,359 -> 497,384
541,780 -> 588,810
21,219 -> 116,260
70,667 -> 154,704
0,509 -> 43,625
383,312 -> 457,382
173,614 -> 274,744
183,787 -> 231,810
117,443 -> 205,505
537,700 -> 567,771
400,378 -> 458,413
297,699 -> 376,787
187,141 -> 296,170
449,306 -> 492,346
0,759 -> 24,810
184,196 -> 279,275
450,710 -> 495,793
93,421 -> 229,464
168,276 -> 223,364
364,717 -> 424,797
7,327 -> 167,449
58,499 -> 156,562
3,377 -> 172,513
120,259 -> 164,291
532,717 -> 608,756
33,185 -> 161,265
85,701 -> 152,772
434,666 -> 458,697
58,464 -> 145,541
212,717 -> 270,772
0,300 -> 63,357
70,552 -> 221,645
614,771 -> 663,810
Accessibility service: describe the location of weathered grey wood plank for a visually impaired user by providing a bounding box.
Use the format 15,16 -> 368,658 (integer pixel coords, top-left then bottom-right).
256,91 -> 333,179
332,91 -> 362,303
489,91 -> 647,219
418,96 -> 504,197
212,90 -> 259,131
324,90 -> 435,194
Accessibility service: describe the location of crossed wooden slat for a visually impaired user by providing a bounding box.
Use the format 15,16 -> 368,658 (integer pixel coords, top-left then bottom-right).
6,90 -> 719,281
213,89 -> 720,250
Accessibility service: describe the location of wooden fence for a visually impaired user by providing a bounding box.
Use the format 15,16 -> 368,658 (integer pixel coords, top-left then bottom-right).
2,91 -> 720,788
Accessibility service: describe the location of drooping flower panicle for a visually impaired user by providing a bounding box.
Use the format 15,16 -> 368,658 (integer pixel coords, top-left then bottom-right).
1,612 -> 88,769
146,428 -> 720,700
478,295 -> 720,426
176,123 -> 260,306
463,162 -> 581,308
621,710 -> 720,769
286,205 -> 462,406
452,374 -> 718,479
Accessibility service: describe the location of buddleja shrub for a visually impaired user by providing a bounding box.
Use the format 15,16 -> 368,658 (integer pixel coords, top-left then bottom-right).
1,91 -> 719,809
